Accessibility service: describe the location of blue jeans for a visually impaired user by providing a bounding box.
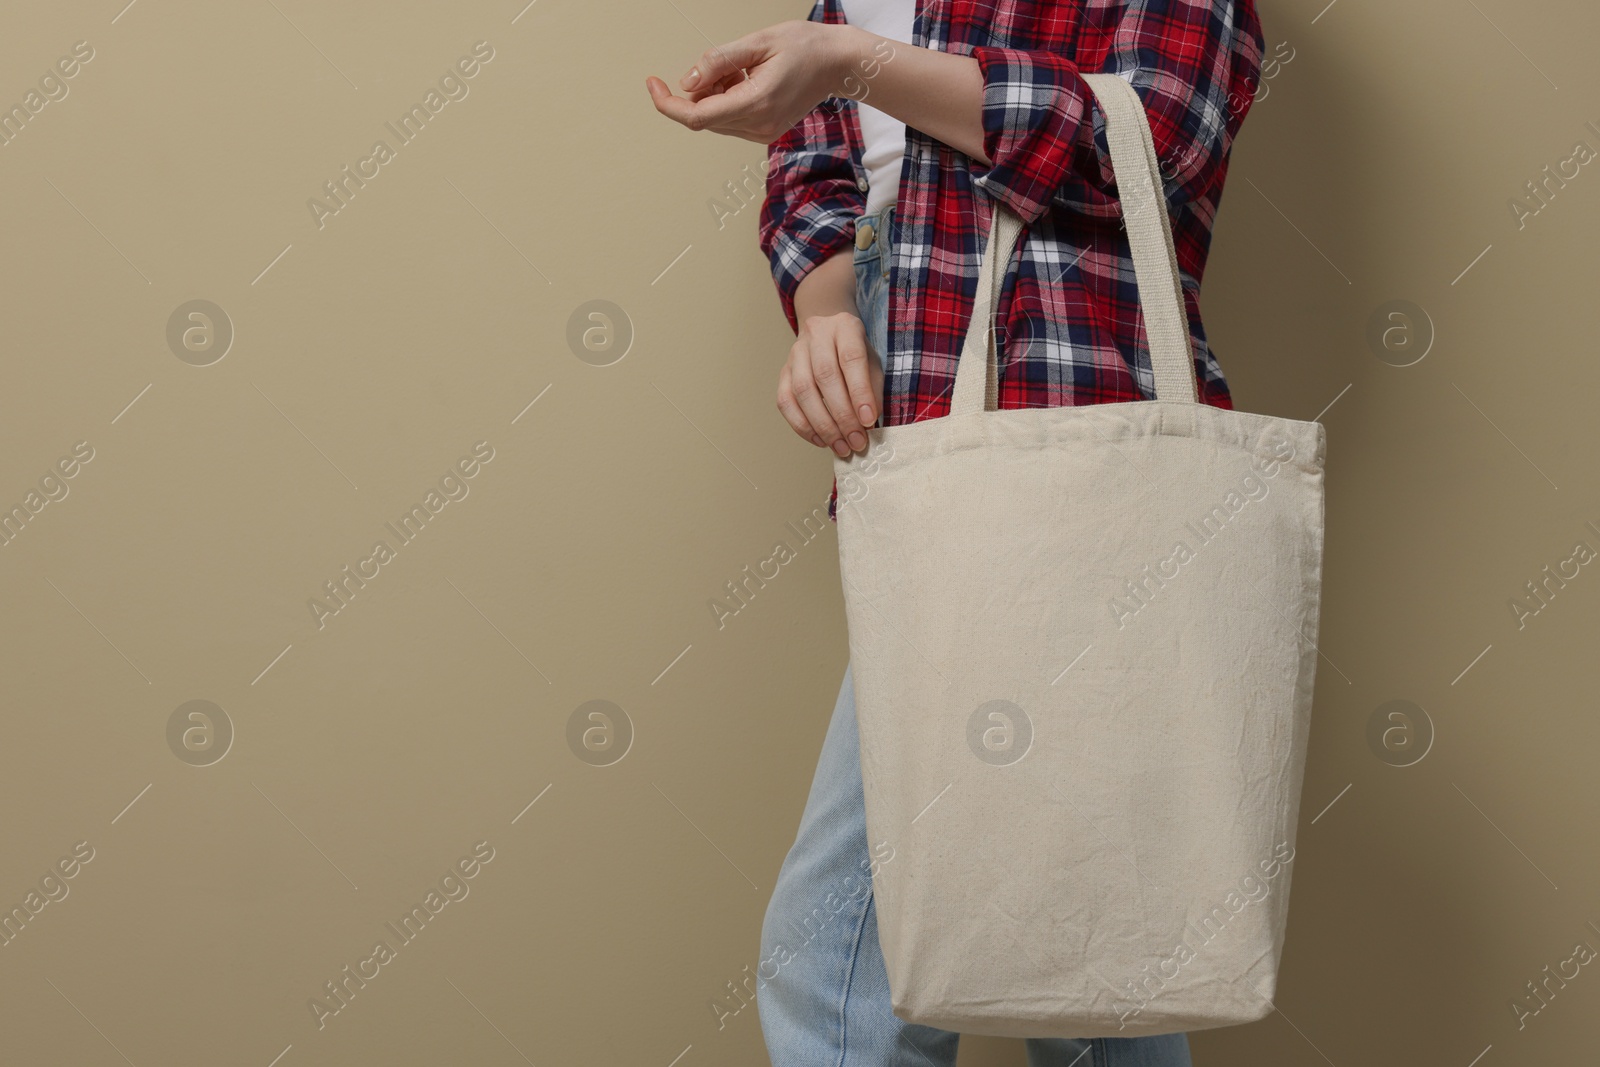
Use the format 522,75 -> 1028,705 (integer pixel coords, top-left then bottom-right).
755,205 -> 1194,1067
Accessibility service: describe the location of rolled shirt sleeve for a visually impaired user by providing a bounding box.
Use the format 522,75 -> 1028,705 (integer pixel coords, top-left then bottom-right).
969,0 -> 1264,224
757,0 -> 866,334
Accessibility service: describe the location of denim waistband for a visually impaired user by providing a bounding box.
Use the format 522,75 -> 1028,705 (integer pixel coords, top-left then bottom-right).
854,202 -> 895,253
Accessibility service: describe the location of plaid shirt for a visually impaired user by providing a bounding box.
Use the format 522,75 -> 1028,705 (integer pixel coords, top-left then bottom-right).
758,0 -> 1265,521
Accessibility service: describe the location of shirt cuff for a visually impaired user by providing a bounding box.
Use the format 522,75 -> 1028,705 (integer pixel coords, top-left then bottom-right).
969,46 -> 1102,224
769,207 -> 860,334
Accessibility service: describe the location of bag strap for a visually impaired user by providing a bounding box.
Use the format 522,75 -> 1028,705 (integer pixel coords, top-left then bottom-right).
949,71 -> 1199,416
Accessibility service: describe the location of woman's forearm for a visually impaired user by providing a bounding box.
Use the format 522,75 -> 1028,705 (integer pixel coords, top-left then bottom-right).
831,24 -> 989,167
793,249 -> 859,325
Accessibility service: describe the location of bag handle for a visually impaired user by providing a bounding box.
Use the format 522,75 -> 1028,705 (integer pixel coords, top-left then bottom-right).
949,71 -> 1199,416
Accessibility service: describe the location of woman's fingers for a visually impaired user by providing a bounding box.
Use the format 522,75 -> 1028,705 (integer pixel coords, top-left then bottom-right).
645,76 -> 727,132
646,74 -> 768,140
650,21 -> 845,142
682,35 -> 764,95
775,361 -> 817,444
810,323 -> 871,451
685,67 -> 747,103
789,337 -> 849,456
777,315 -> 877,456
834,321 -> 879,429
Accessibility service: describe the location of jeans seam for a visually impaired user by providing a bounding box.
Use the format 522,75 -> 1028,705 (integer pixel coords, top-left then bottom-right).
832,883 -> 875,1067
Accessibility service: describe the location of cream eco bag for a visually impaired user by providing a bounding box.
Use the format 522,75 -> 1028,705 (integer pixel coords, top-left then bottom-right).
831,72 -> 1326,1038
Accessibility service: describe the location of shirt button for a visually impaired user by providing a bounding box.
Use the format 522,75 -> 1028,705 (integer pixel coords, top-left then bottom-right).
857,176 -> 869,192
855,222 -> 876,250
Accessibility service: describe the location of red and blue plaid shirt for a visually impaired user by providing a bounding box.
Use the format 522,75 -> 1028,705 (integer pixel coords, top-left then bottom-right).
758,0 -> 1265,521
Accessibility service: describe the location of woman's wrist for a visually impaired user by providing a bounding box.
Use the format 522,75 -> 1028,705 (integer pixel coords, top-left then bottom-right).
823,24 -> 891,106
819,25 -> 989,165
794,250 -> 859,325
828,23 -> 872,79
802,22 -> 868,104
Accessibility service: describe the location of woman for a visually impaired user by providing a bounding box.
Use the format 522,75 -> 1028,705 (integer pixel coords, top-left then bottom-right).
648,1 -> 1264,1062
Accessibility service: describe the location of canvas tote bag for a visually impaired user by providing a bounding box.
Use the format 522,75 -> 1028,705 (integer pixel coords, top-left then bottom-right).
831,71 -> 1326,1038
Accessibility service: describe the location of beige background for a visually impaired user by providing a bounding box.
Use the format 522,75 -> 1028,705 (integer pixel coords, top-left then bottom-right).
0,0 -> 1596,1064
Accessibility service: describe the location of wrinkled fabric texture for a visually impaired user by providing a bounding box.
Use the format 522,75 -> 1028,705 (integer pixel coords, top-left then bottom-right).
829,74 -> 1326,1037
756,656 -> 1194,1065
758,0 -> 1266,520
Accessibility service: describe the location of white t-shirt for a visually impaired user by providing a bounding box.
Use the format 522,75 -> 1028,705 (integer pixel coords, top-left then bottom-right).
838,0 -> 917,215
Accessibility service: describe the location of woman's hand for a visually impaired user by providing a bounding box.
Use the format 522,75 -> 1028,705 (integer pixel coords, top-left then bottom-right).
778,311 -> 883,457
645,20 -> 856,143
647,20 -> 988,161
